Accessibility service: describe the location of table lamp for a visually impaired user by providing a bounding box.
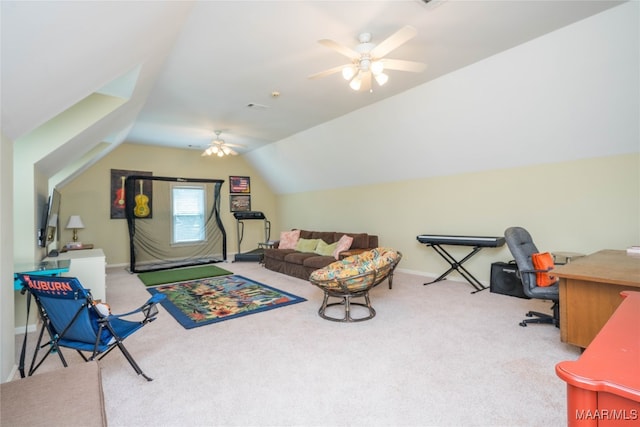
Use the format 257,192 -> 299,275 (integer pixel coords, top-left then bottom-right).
66,215 -> 85,242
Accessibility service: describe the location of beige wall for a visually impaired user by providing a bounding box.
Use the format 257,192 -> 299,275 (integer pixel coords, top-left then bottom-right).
277,153 -> 640,283
61,148 -> 639,284
58,143 -> 279,267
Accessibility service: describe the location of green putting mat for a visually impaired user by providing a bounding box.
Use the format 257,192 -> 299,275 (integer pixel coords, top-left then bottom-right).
138,265 -> 233,286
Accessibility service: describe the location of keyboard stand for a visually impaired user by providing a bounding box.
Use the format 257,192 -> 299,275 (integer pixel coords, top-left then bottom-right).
423,244 -> 487,293
416,234 -> 506,294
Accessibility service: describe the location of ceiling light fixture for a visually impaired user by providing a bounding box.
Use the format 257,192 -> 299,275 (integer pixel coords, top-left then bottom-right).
202,130 -> 239,157
309,26 -> 427,92
349,73 -> 362,91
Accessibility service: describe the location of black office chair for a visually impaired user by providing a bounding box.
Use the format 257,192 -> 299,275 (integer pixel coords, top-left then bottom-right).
504,226 -> 559,327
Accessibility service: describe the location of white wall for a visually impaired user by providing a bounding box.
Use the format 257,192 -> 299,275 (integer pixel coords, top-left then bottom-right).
1,133 -> 15,382
244,1 -> 639,283
247,2 -> 638,194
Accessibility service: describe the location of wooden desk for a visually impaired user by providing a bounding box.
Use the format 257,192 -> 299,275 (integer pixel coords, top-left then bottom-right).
553,250 -> 640,348
555,291 -> 640,426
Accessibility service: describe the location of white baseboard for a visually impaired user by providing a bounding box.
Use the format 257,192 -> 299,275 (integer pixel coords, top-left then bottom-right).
14,323 -> 37,335
5,364 -> 18,383
395,267 -> 489,287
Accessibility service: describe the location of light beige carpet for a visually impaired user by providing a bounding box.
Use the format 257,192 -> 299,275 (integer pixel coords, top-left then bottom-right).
13,261 -> 580,426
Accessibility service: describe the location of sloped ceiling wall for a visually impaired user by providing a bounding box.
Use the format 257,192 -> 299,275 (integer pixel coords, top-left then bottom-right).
2,0 -> 195,182
245,2 -> 639,194
2,1 -> 637,193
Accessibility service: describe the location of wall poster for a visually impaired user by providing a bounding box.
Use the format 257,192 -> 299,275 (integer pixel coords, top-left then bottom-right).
229,176 -> 251,194
110,169 -> 153,219
230,195 -> 251,212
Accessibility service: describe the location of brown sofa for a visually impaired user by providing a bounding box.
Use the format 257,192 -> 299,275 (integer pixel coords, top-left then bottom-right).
263,230 -> 379,280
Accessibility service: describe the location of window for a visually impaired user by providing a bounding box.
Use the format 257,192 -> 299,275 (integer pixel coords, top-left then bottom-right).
171,185 -> 206,244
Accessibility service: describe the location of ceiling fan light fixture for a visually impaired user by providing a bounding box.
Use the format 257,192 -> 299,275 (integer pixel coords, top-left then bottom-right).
311,25 -> 426,93
375,72 -> 389,86
349,74 -> 362,91
342,65 -> 356,81
359,58 -> 371,72
371,60 -> 384,75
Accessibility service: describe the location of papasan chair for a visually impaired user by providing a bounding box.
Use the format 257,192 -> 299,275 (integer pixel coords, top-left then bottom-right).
309,247 -> 402,322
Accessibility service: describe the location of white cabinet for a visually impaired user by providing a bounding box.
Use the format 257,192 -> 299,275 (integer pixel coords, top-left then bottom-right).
45,249 -> 106,302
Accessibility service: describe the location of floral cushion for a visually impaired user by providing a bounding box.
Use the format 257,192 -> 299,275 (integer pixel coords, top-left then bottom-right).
310,247 -> 400,292
278,229 -> 300,250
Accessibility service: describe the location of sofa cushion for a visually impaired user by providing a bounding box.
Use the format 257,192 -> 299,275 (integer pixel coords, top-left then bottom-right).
278,229 -> 300,250
332,234 -> 354,259
303,255 -> 337,269
314,240 -> 338,256
263,248 -> 295,261
299,230 -> 314,239
284,252 -> 317,265
310,231 -> 338,244
295,238 -> 321,253
346,233 -> 369,249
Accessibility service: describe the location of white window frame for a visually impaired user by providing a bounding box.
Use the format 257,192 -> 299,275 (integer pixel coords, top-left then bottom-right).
170,184 -> 207,245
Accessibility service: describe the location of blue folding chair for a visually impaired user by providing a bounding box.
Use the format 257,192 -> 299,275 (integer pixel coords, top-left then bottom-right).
17,273 -> 165,381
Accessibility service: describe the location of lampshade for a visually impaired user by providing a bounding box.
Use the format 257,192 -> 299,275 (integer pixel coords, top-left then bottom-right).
66,215 -> 85,230
342,65 -> 356,81
374,72 -> 389,86
371,61 -> 384,75
349,74 -> 362,91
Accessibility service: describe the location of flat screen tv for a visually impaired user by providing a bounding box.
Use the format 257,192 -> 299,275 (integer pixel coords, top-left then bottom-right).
39,188 -> 61,248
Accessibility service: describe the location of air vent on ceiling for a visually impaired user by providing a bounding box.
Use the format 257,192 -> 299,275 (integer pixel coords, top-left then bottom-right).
246,103 -> 269,110
417,0 -> 446,9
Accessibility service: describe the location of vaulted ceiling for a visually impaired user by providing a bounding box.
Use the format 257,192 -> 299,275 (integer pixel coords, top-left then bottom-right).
1,0 -> 626,182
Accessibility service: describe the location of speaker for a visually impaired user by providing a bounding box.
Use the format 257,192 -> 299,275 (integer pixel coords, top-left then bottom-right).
490,261 -> 529,299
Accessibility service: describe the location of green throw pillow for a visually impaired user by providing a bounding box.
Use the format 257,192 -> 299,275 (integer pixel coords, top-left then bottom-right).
296,238 -> 320,253
314,240 -> 339,256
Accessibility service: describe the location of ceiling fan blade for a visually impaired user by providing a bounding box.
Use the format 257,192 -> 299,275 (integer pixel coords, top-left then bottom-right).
308,64 -> 349,80
370,25 -> 417,58
224,142 -> 244,148
318,39 -> 360,60
381,58 -> 427,73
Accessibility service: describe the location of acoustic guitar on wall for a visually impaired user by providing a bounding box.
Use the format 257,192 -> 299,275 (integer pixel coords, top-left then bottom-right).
113,176 -> 126,209
134,180 -> 150,218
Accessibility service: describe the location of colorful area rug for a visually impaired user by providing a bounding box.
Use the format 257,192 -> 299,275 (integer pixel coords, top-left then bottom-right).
147,275 -> 306,329
138,264 -> 233,286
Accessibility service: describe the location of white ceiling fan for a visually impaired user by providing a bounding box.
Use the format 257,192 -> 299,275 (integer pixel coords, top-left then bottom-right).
309,25 -> 427,92
201,130 -> 242,157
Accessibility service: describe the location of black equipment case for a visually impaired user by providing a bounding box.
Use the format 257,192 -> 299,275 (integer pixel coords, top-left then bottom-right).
490,261 -> 530,299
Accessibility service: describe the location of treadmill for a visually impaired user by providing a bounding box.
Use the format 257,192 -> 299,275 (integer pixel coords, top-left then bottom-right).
233,211 -> 271,262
